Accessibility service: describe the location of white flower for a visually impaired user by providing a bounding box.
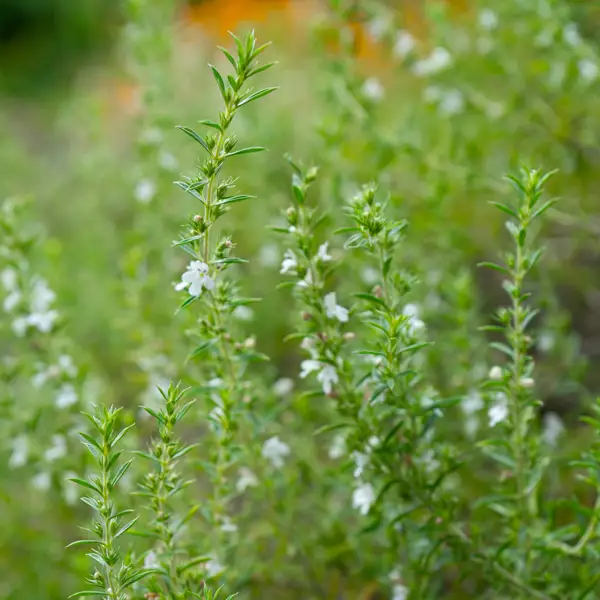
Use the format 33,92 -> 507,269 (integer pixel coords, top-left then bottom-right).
56,383 -> 78,409
3,290 -> 21,312
258,243 -> 279,267
420,449 -> 440,472
232,305 -> 254,321
273,377 -> 294,396
205,558 -> 224,577
1,267 -> 17,291
563,23 -> 581,47
352,483 -> 375,515
394,30 -> 415,58
543,412 -> 565,447
134,179 -> 157,204
519,377 -> 535,389
412,47 -> 452,77
367,17 -> 388,40
438,89 -> 465,115
489,365 -> 503,380
297,270 -> 313,288
352,451 -> 369,479
462,390 -> 483,415
177,261 -> 214,296
236,467 -> 259,492
538,331 -> 555,353
324,292 -> 349,323
280,249 -> 298,274
328,434 -> 346,460
63,471 -> 79,505
58,354 -> 77,377
478,9 -> 498,31
31,278 -> 56,314
362,77 -> 385,101
220,516 -> 238,533
300,359 -> 321,379
317,364 -> 339,395
44,435 -> 67,462
11,316 -> 28,337
402,304 -> 425,334
301,336 -> 319,358
144,551 -> 160,569
140,127 -> 163,145
158,151 -> 178,171
392,583 -> 409,600
488,393 -> 508,427
32,471 -> 51,491
27,310 -> 59,333
361,266 -> 379,285
579,59 -> 599,83
262,436 -> 290,469
316,242 -> 332,263
9,435 -> 28,469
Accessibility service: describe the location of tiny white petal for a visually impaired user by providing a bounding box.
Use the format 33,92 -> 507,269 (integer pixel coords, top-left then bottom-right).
273,377 -> 294,396
478,9 -> 498,31
262,436 -> 291,469
352,483 -> 375,515
134,179 -> 157,204
394,30 -> 415,58
362,77 -> 385,101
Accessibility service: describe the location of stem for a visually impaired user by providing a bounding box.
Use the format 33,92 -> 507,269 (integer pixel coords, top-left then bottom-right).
101,438 -> 118,600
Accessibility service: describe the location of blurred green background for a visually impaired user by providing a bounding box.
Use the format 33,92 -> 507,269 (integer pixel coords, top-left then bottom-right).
1,0 -> 600,598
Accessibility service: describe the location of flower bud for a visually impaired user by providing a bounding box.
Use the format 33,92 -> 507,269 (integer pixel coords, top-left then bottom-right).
193,215 -> 202,223
489,366 -> 503,380
343,332 -> 356,341
286,207 -> 298,225
519,377 -> 535,389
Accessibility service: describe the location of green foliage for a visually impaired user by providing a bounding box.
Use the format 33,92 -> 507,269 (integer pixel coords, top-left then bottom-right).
1,1 -> 600,599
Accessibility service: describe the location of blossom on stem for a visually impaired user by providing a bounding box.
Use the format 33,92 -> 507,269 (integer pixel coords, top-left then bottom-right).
262,436 -> 290,469
352,483 -> 375,515
176,261 -> 214,296
324,292 -> 349,323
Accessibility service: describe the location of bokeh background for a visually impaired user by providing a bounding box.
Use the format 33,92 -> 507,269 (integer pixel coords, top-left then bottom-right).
1,1 -> 600,598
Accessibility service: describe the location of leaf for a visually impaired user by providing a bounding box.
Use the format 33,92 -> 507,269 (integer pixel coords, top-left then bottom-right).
176,126 -> 210,154
177,556 -> 211,575
214,194 -> 255,207
198,119 -> 223,132
237,87 -> 278,107
65,539 -> 98,548
209,64 -> 227,99
531,199 -> 557,220
70,478 -> 101,494
212,257 -> 248,265
114,516 -> 139,539
69,591 -> 106,597
313,422 -> 355,436
218,46 -> 237,69
224,146 -> 266,158
110,459 -> 133,489
477,261 -> 510,274
353,292 -> 386,307
490,201 -> 518,218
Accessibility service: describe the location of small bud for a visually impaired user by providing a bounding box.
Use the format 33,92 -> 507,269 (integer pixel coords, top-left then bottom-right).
435,517 -> 443,525
301,311 -> 313,321
373,285 -> 383,298
327,391 -> 338,399
244,337 -> 256,350
234,342 -> 242,351
489,366 -> 503,380
224,239 -> 232,248
223,333 -> 232,342
519,377 -> 535,389
286,207 -> 298,225
242,394 -> 252,404
193,215 -> 202,223
343,332 -> 356,342
317,332 -> 328,343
